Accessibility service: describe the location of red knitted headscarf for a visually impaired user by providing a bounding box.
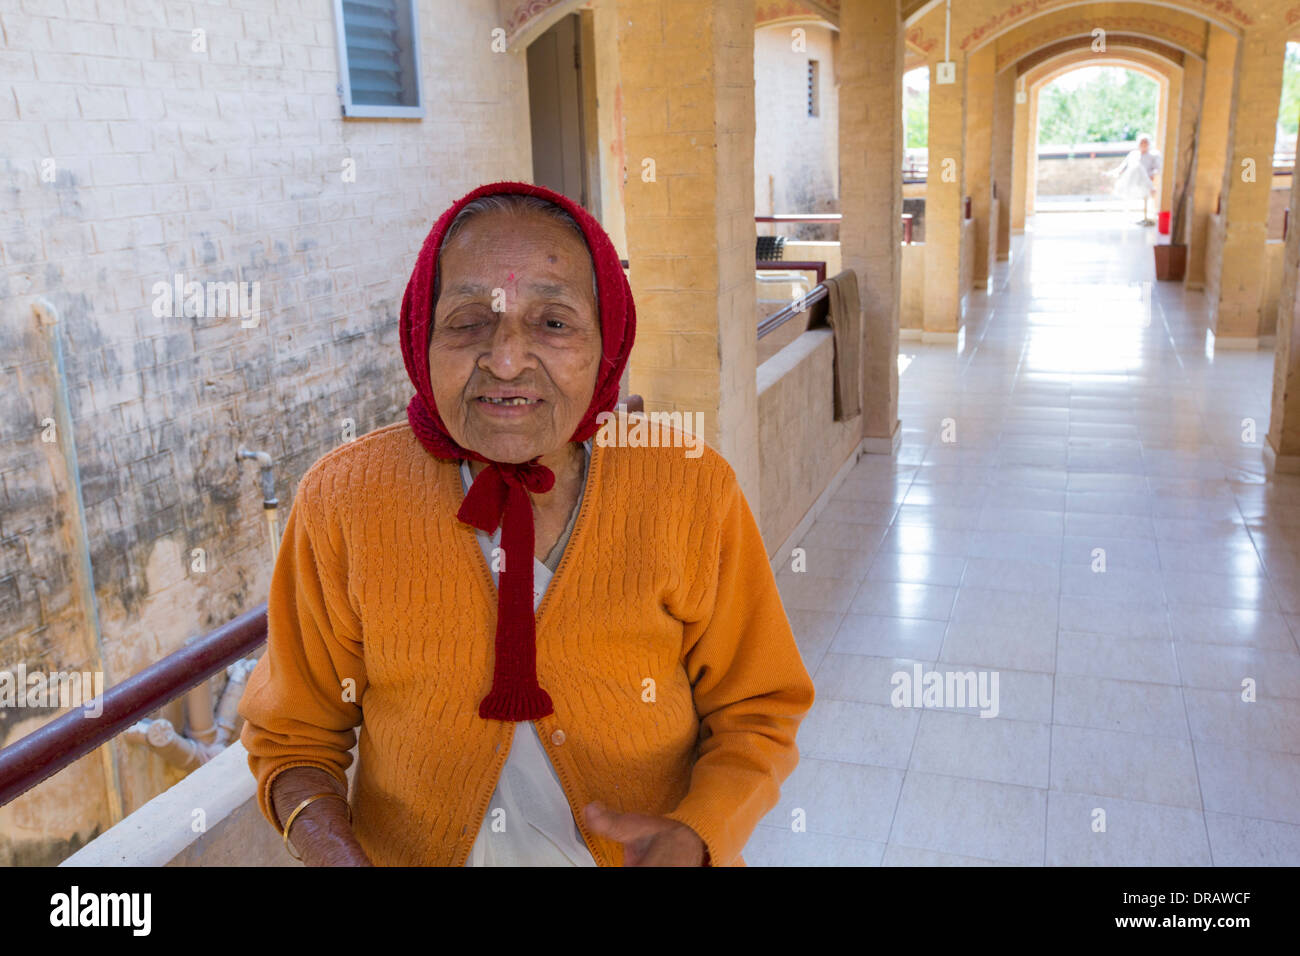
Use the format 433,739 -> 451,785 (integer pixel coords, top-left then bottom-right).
399,181 -> 635,722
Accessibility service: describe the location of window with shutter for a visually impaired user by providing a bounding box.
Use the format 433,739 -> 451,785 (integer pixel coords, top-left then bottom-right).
333,0 -> 423,118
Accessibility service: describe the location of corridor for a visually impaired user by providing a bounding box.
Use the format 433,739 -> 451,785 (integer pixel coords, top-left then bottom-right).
751,212 -> 1300,866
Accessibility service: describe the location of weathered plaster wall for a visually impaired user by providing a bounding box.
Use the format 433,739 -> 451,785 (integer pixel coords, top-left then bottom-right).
0,0 -> 531,864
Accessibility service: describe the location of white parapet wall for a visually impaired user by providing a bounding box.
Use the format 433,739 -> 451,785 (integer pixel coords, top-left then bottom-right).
781,241 -> 843,278
757,328 -> 864,559
61,740 -> 298,867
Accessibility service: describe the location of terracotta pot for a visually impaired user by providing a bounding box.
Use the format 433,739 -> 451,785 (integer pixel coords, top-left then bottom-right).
1154,244 -> 1187,281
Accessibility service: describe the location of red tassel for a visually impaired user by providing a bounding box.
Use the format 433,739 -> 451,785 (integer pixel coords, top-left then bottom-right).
478,684 -> 554,722
457,462 -> 557,722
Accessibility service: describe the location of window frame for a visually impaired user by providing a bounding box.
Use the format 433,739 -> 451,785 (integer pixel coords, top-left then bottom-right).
332,0 -> 425,119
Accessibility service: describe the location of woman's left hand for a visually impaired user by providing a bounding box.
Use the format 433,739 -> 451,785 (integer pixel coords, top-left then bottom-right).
583,801 -> 707,866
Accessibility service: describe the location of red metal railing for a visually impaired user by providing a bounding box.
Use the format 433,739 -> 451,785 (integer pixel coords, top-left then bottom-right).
0,604 -> 268,807
755,213 -> 916,243
757,260 -> 827,284
621,257 -> 828,282
757,282 -> 830,340
754,213 -> 842,223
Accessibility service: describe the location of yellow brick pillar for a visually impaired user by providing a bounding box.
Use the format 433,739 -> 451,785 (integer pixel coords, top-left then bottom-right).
922,11 -> 975,339
1171,54 -> 1204,245
992,66 -> 1016,260
1025,86 -> 1040,218
1267,128 -> 1300,472
1011,75 -> 1028,234
1158,70 -> 1180,217
616,0 -> 760,500
839,0 -> 902,454
1187,26 -> 1237,291
1209,22 -> 1288,345
965,43 -> 996,286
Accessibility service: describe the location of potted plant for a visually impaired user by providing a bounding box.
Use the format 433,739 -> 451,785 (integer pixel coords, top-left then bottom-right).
1155,120 -> 1196,281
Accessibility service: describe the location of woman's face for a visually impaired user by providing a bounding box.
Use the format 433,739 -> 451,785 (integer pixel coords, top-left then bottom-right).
428,206 -> 602,465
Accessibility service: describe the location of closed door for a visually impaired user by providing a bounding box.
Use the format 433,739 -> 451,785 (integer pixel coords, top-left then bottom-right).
527,13 -> 588,208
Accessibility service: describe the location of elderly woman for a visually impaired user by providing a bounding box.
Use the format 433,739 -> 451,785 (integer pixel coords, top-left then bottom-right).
238,181 -> 814,866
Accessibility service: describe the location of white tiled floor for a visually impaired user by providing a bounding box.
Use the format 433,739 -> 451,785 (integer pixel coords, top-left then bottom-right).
749,211 -> 1300,866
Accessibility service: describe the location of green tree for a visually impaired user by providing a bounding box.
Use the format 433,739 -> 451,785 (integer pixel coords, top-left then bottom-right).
903,68 -> 929,148
1278,43 -> 1300,140
905,93 -> 929,148
1037,68 -> 1158,145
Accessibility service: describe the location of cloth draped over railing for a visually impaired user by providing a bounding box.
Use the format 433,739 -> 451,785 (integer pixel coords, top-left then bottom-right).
817,270 -> 862,422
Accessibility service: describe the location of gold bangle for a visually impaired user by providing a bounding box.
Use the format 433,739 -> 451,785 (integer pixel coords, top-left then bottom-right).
282,791 -> 351,862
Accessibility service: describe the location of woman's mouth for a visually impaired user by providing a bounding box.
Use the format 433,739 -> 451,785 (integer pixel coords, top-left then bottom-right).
474,395 -> 544,416
477,396 -> 542,406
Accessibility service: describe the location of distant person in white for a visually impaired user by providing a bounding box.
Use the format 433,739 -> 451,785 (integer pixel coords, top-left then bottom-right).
1109,134 -> 1161,225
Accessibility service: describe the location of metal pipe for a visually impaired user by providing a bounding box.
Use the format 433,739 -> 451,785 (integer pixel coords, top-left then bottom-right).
264,507 -> 280,564
183,669 -> 217,747
944,0 -> 951,62
237,448 -> 279,563
0,603 -> 268,807
125,654 -> 256,767
131,718 -> 201,772
214,658 -> 257,747
32,297 -> 124,827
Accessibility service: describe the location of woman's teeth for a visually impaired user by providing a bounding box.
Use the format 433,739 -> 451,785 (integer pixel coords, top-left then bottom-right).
480,396 -> 538,405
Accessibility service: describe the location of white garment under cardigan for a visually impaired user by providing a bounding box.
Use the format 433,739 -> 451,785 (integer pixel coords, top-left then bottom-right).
462,441 -> 598,867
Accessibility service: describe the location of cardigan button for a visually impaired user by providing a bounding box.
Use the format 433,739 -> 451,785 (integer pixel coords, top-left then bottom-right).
551,729 -> 566,746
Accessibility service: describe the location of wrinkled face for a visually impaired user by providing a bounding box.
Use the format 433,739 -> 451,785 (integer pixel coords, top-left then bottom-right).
428,207 -> 602,464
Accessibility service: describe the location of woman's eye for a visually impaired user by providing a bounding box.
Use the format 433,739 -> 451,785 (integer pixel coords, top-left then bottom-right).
449,311 -> 490,330
544,316 -> 567,329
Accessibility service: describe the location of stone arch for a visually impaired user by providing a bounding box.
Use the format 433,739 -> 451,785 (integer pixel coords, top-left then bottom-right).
959,0 -> 1249,54
1024,48 -> 1181,85
1015,49 -> 1181,221
754,1 -> 840,28
990,2 -> 1209,66
502,0 -> 589,51
1013,35 -> 1188,76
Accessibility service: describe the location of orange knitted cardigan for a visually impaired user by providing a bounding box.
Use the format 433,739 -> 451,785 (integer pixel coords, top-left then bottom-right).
238,418 -> 815,866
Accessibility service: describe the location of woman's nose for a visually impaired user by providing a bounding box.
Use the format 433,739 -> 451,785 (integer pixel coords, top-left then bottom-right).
479,317 -> 534,377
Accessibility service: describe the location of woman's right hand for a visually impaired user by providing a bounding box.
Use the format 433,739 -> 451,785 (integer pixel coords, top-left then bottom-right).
271,766 -> 373,866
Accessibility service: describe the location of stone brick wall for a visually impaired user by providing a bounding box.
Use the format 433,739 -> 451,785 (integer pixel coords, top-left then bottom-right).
756,328 -> 860,555
754,21 -> 840,238
0,0 -> 530,864
901,241 -> 925,330
1036,154 -> 1131,197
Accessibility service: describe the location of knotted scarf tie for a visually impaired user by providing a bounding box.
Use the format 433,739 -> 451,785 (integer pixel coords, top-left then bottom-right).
456,457 -> 557,721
